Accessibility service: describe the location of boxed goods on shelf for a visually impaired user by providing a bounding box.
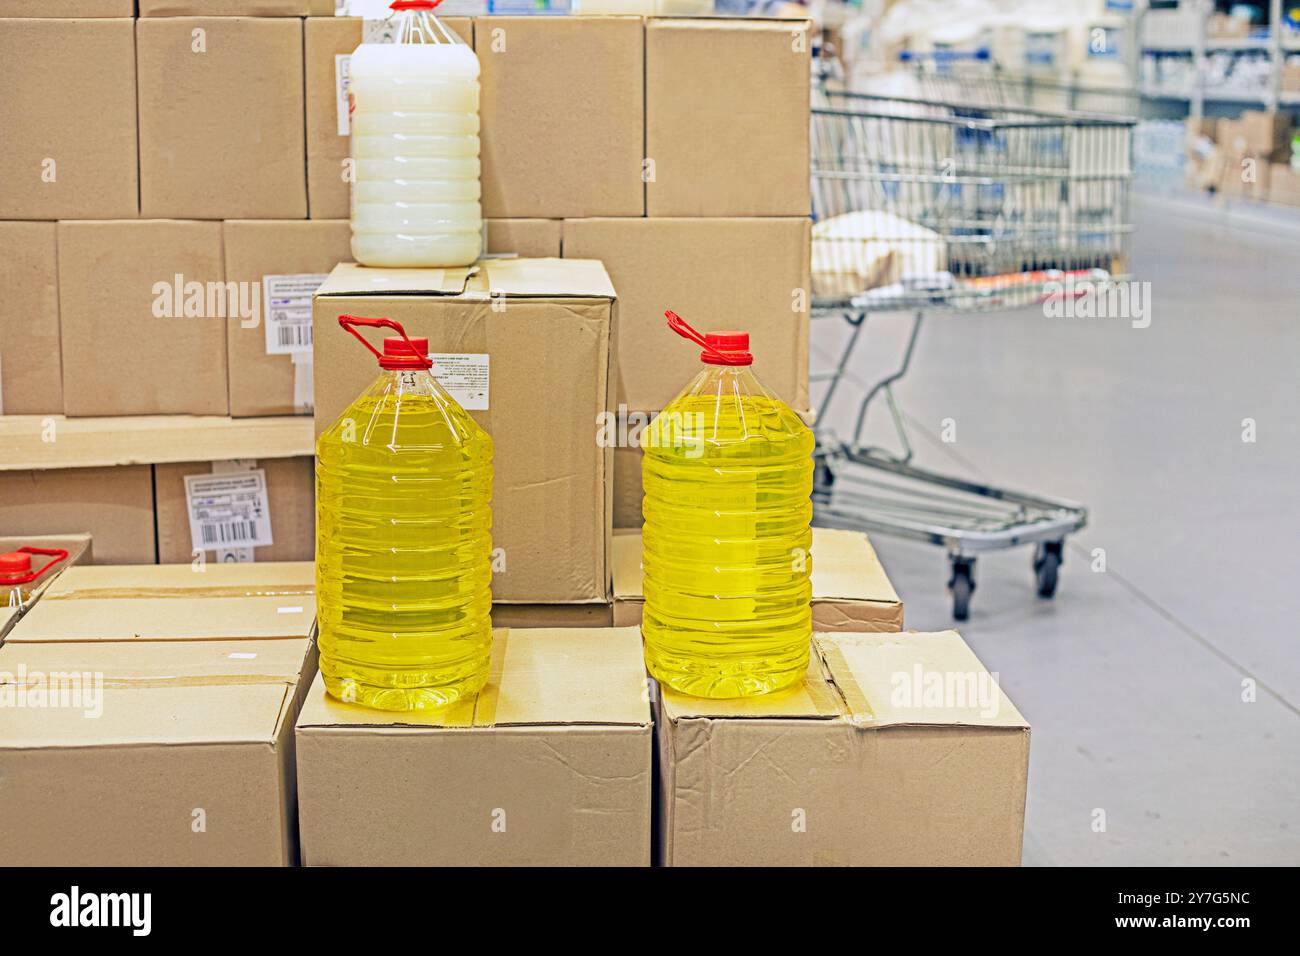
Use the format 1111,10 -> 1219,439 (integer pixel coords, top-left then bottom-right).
478,15 -> 644,218
57,220 -> 228,417
656,631 -> 1030,866
0,562 -> 316,866
0,467 -> 155,565
562,217 -> 810,412
223,220 -> 352,417
1269,162 -> 1300,205
312,258 -> 617,604
154,457 -> 315,564
0,18 -> 138,220
0,222 -> 61,415
304,15 -> 473,220
612,528 -> 903,632
296,626 -> 651,866
1240,109 -> 1293,162
137,17 -> 307,219
645,17 -> 811,217
0,1 -> 134,14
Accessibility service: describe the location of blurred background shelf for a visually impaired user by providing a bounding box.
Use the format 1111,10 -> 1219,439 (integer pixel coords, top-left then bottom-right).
0,415 -> 315,471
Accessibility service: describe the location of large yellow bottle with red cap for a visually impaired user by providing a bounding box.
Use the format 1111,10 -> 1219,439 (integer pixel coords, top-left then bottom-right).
640,311 -> 815,698
316,315 -> 493,711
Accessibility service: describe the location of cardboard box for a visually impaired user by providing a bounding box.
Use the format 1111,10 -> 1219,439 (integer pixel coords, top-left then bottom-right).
612,528 -> 902,631
1217,118 -> 1248,157
57,220 -> 228,417
0,566 -> 316,866
305,16 -> 473,220
9,560 -> 316,644
612,443 -> 643,529
296,626 -> 652,866
563,217 -> 810,412
657,631 -> 1030,866
154,457 -> 315,564
0,467 -> 154,565
0,222 -> 62,415
137,17 -> 307,219
1240,109 -> 1292,161
646,18 -> 811,217
1282,63 -> 1300,94
477,15 -> 644,218
486,219 -> 562,258
139,1 -> 312,13
0,18 -> 138,219
312,259 -> 617,603
0,1 -> 133,14
1268,161 -> 1300,206
224,220 -> 352,417
491,602 -> 614,628
1217,152 -> 1268,200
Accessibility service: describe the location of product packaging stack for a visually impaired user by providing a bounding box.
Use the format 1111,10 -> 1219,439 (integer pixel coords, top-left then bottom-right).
1184,110 -> 1300,206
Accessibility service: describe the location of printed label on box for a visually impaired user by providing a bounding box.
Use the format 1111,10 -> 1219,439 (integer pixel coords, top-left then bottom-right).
335,54 -> 352,136
430,353 -> 489,410
184,470 -> 274,553
264,274 -> 328,355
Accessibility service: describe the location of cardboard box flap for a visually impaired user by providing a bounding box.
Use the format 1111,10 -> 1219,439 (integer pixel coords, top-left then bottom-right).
298,627 -> 650,730
0,639 -> 311,749
473,258 -> 617,299
611,529 -> 642,600
812,529 -> 901,605
817,631 -> 1029,730
660,653 -> 844,722
316,262 -> 476,298
9,595 -> 315,644
45,562 -> 315,600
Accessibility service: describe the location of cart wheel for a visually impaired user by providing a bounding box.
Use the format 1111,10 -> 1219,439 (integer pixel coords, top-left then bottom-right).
813,459 -> 835,491
1034,540 -> 1064,598
948,557 -> 976,622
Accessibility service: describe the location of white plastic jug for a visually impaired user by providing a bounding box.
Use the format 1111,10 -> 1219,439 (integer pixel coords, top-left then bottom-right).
349,1 -> 482,268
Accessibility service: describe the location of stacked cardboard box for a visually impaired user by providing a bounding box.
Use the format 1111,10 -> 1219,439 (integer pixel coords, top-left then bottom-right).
1185,111 -> 1298,206
0,562 -> 317,865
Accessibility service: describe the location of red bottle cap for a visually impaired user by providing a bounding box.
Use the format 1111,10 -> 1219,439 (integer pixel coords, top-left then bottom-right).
0,552 -> 32,585
339,315 -> 434,370
666,311 -> 753,366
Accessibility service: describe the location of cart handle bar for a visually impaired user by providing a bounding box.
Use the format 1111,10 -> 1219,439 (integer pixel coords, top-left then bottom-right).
898,48 -> 991,62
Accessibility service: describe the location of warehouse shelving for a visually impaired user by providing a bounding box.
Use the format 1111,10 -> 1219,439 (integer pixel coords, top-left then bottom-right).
0,415 -> 314,471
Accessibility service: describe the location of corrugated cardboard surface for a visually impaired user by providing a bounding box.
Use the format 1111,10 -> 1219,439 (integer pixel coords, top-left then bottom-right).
563,217 -> 810,412
57,220 -> 228,416
140,1 -> 311,13
305,16 -> 472,220
612,527 -> 903,632
224,220 -> 352,417
312,259 -> 617,603
0,1 -> 134,13
646,18 -> 811,217
137,17 -> 307,219
612,442 -> 643,529
0,466 -> 155,565
0,634 -> 316,866
296,626 -> 652,866
491,602 -> 614,629
0,18 -> 138,219
486,219 -> 563,259
478,16 -> 644,218
657,631 -> 1030,866
0,222 -> 62,415
154,457 -> 316,564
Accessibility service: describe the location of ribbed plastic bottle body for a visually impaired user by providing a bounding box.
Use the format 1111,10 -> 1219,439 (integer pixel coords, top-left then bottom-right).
316,367 -> 493,710
349,41 -> 482,268
641,365 -> 815,698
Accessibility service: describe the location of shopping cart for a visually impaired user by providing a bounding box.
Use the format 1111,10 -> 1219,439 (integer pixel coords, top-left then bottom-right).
809,88 -> 1136,619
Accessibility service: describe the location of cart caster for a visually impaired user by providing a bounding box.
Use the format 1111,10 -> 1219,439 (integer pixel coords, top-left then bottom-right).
948,556 -> 976,621
813,459 -> 835,491
1034,540 -> 1064,598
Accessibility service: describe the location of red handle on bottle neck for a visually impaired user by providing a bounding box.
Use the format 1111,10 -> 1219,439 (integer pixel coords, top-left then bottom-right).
0,547 -> 68,586
338,314 -> 433,370
390,0 -> 442,11
666,310 -> 752,366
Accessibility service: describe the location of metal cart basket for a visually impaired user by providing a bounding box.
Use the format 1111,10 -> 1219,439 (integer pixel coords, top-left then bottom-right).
809,87 -> 1136,618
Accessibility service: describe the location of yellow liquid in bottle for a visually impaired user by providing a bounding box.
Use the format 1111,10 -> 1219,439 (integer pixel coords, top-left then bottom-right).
316,367 -> 493,711
641,365 -> 815,698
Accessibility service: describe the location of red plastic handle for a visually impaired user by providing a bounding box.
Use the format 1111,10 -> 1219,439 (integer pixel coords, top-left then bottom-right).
666,310 -> 751,366
390,0 -> 442,10
338,314 -> 433,369
2,547 -> 68,586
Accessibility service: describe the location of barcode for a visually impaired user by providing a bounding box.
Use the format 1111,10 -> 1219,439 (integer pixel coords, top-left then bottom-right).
276,324 -> 312,348
200,521 -> 259,546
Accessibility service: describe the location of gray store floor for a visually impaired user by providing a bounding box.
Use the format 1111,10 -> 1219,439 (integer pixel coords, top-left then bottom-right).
810,194 -> 1300,865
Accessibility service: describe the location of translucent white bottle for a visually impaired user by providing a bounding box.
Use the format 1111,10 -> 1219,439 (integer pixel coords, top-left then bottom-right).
349,3 -> 482,268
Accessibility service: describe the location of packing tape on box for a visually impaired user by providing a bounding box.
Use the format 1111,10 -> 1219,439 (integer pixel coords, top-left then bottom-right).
814,638 -> 874,725
43,586 -> 316,601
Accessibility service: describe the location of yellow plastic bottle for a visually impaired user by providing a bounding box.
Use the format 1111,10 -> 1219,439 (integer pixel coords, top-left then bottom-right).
316,314 -> 494,711
641,311 -> 815,698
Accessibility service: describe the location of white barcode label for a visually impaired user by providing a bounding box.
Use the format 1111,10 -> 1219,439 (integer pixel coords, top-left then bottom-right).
334,54 -> 352,136
264,274 -> 328,356
429,353 -> 489,411
184,470 -> 274,553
